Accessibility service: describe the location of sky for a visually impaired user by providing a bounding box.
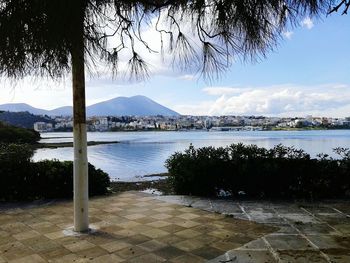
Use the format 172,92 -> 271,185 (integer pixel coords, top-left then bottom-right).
0,13 -> 349,117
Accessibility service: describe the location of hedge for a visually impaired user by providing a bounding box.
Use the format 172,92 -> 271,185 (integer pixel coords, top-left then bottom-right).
165,143 -> 350,199
0,122 -> 40,143
0,143 -> 110,200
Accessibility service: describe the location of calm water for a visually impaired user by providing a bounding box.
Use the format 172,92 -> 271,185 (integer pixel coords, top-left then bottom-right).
33,130 -> 350,181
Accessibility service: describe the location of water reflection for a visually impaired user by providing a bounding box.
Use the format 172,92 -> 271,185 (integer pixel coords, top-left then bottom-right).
33,130 -> 350,181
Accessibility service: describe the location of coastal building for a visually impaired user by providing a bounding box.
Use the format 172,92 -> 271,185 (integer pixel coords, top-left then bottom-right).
44,115 -> 350,132
34,122 -> 53,132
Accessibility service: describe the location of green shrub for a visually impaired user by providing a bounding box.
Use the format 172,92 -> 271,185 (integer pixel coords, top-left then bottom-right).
32,160 -> 110,199
0,122 -> 40,143
0,143 -> 33,199
165,143 -> 350,199
0,143 -> 110,200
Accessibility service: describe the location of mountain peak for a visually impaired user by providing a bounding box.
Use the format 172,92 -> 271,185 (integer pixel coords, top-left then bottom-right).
131,95 -> 149,99
86,96 -> 179,116
0,96 -> 179,117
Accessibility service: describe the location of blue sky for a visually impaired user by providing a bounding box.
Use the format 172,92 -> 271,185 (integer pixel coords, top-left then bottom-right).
0,13 -> 349,117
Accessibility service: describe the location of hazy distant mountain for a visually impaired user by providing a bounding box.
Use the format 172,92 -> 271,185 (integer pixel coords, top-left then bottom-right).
0,96 -> 179,117
86,95 -> 179,116
50,106 -> 73,116
0,103 -> 49,115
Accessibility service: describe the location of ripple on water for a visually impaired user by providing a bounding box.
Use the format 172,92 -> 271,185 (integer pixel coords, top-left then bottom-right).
35,130 -> 350,181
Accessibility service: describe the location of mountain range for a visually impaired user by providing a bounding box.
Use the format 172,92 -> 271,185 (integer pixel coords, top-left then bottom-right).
0,95 -> 179,117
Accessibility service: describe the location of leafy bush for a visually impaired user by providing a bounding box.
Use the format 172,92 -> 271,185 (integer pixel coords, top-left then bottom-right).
165,143 -> 350,199
0,143 -> 34,199
0,122 -> 40,143
0,111 -> 54,129
0,143 -> 110,200
32,160 -> 110,199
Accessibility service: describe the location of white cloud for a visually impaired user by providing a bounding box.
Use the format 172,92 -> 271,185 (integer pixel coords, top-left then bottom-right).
282,18 -> 313,40
178,74 -> 197,81
282,31 -> 294,39
0,77 -> 72,109
203,87 -> 251,96
174,84 -> 350,117
301,17 -> 314,29
101,14 -> 202,80
0,75 -> 132,109
174,101 -> 214,116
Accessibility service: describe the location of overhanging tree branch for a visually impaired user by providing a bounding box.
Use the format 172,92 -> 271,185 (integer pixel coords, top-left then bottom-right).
1,0 -> 343,81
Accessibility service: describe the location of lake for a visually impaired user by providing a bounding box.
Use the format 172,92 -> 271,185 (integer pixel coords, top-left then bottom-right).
33,130 -> 350,182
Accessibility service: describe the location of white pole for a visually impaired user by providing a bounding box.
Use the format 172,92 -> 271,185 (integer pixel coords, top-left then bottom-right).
71,9 -> 89,232
73,123 -> 89,232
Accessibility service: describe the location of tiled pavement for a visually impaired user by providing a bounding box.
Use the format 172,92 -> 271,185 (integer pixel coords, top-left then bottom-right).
0,192 -> 276,263
157,195 -> 350,263
1,192 -> 349,263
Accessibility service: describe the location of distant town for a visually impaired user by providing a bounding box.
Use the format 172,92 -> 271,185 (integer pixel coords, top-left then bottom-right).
1,97 -> 349,132
33,115 -> 350,132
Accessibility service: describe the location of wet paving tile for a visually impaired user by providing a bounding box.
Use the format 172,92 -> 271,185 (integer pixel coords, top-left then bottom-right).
277,250 -> 328,263
265,234 -> 313,250
208,249 -> 276,263
306,235 -> 350,250
294,223 -> 339,235
321,248 -> 350,263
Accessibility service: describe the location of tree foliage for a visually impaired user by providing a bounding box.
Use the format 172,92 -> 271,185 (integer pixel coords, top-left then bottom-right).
0,111 -> 54,129
0,143 -> 110,200
0,0 -> 344,80
166,143 -> 350,199
0,122 -> 40,143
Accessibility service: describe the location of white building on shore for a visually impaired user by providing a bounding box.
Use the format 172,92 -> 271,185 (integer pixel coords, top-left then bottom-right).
33,122 -> 53,132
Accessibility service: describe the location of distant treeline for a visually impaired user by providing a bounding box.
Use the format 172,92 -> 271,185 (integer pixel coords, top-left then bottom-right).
0,122 -> 40,143
0,111 -> 54,129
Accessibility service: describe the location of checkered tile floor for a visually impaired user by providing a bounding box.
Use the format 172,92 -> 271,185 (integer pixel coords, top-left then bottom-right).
159,195 -> 350,263
0,192 -> 275,262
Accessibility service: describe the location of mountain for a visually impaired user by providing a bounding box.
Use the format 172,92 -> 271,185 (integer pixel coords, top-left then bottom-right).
0,103 -> 49,115
0,96 -> 179,117
49,106 -> 73,116
86,95 -> 179,116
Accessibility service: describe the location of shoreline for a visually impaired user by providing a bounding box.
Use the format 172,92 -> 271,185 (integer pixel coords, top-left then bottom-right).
40,127 -> 350,133
109,173 -> 171,194
110,179 -> 172,195
33,140 -> 119,149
